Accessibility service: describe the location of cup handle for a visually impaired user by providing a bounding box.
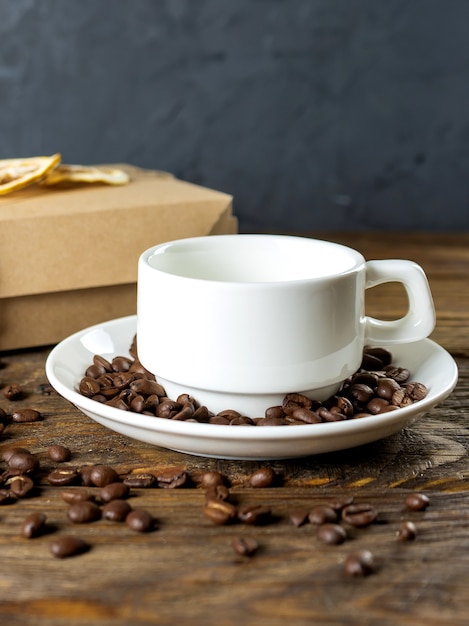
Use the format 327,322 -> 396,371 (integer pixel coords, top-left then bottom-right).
365,259 -> 435,344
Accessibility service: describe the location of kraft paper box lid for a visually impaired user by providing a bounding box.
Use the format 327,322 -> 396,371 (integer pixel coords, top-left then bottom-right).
0,165 -> 235,299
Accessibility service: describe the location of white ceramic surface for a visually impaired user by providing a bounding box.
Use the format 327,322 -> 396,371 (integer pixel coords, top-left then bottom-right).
137,234 -> 435,416
45,315 -> 458,461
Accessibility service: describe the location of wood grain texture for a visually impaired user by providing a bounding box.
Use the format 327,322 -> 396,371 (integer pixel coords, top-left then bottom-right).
0,232 -> 467,626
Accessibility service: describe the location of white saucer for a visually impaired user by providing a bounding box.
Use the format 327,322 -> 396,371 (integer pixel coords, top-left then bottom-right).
45,315 -> 458,461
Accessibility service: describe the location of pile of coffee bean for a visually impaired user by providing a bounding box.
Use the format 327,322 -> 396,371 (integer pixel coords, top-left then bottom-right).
78,341 -> 428,424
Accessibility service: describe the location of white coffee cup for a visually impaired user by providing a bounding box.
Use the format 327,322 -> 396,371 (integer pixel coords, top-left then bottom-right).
136,234 -> 435,416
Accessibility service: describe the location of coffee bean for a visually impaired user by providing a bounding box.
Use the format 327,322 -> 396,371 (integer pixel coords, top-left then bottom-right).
308,506 -> 338,525
50,536 -> 89,558
8,451 -> 39,474
384,365 -> 410,383
155,467 -> 187,489
404,492 -> 430,511
111,356 -> 133,372
205,484 -> 231,502
198,471 -> 227,490
126,509 -> 155,532
264,406 -> 285,420
0,489 -> 13,504
349,384 -> 374,404
7,474 -> 35,498
291,408 -> 322,424
289,509 -> 310,527
203,499 -> 237,525
61,489 -> 93,505
397,520 -> 417,541
102,499 -> 132,522
317,523 -> 347,545
67,500 -> 101,524
11,409 -> 42,423
366,397 -> 391,414
343,550 -> 374,576
47,445 -> 72,462
404,382 -> 428,401
192,406 -> 210,423
0,446 -> 31,463
3,383 -> 23,400
255,415 -> 287,426
231,536 -> 259,557
237,504 -> 272,525
79,377 -> 101,397
89,465 -> 120,487
363,346 -> 392,367
341,503 -> 378,527
21,511 -> 47,538
326,495 -> 354,512
376,377 -> 401,400
100,482 -> 130,503
123,473 -> 156,488
47,468 -> 79,486
249,467 -> 277,488
94,354 -> 113,372
78,466 -> 95,486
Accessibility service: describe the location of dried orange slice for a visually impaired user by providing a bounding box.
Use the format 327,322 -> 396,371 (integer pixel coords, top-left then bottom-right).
41,164 -> 129,186
0,153 -> 61,195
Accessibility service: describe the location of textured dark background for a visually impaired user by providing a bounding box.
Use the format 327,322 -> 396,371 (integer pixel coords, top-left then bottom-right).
2,0 -> 468,231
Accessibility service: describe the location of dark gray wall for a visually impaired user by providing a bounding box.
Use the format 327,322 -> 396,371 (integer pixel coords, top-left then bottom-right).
1,0 -> 469,231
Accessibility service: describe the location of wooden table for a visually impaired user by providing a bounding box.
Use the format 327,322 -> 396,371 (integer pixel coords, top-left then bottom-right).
0,232 -> 468,626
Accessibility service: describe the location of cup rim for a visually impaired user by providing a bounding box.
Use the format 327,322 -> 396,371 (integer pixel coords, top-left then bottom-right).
139,234 -> 366,286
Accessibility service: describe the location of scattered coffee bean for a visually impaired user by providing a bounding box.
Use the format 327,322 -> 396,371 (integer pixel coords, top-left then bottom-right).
342,503 -> 378,527
0,489 -> 13,504
397,520 -> 417,541
102,499 -> 132,522
11,409 -> 42,423
21,511 -> 47,538
78,465 -> 95,486
47,445 -> 71,462
123,473 -> 156,488
89,465 -> 120,487
100,482 -> 130,503
289,509 -> 309,527
308,505 -> 338,525
67,500 -> 101,524
0,446 -> 31,463
8,451 -> 39,475
47,468 -> 79,486
155,467 -> 187,489
7,474 -> 35,498
317,523 -> 347,545
126,509 -> 155,532
343,549 -> 374,577
404,492 -> 430,511
50,536 -> 89,559
249,467 -> 277,488
3,383 -> 23,400
205,484 -> 230,502
237,504 -> 272,525
204,499 -> 237,525
231,536 -> 259,557
326,495 -> 354,512
61,489 -> 93,505
198,471 -> 227,489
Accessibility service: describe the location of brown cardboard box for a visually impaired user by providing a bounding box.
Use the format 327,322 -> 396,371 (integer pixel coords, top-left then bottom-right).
0,164 -> 236,350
